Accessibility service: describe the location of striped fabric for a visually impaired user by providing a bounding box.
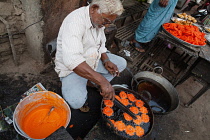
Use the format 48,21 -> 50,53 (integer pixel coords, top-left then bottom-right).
55,6 -> 107,77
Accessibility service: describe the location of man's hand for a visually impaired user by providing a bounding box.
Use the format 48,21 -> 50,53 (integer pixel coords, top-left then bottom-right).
73,61 -> 116,101
100,81 -> 115,100
104,61 -> 120,76
159,0 -> 169,7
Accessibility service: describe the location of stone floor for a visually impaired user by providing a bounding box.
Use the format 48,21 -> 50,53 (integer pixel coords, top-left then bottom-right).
1,46 -> 210,140
1,1 -> 210,140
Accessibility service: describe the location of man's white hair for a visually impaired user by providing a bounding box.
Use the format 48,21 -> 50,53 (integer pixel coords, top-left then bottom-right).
90,0 -> 124,16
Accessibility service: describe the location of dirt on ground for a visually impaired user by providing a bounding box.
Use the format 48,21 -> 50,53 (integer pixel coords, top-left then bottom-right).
1,0 -> 210,139
1,49 -> 210,140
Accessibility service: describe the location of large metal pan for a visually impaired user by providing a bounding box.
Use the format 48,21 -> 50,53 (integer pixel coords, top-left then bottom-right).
131,68 -> 179,114
162,24 -> 206,48
101,87 -> 154,140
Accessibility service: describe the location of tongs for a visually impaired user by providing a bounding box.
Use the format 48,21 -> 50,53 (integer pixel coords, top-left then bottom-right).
91,83 -> 137,119
114,98 -> 137,119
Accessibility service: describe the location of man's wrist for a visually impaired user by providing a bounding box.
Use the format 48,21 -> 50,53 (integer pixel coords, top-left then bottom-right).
102,58 -> 110,65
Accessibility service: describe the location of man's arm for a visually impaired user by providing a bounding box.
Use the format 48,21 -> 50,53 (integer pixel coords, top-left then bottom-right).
101,53 -> 119,76
73,62 -> 115,100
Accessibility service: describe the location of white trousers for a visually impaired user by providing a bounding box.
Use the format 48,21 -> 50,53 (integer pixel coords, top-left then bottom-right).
61,53 -> 127,109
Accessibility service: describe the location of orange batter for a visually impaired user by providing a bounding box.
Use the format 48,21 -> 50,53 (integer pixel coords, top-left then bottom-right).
18,92 -> 69,139
21,105 -> 67,139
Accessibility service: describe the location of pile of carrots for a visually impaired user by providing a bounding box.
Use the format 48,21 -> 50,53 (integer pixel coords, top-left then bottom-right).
163,23 -> 206,46
102,91 -> 150,137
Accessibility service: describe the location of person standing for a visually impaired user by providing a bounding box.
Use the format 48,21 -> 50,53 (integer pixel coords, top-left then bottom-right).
130,0 -> 178,52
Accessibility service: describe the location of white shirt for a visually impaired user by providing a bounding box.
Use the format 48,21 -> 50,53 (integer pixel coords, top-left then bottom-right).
55,6 -> 107,77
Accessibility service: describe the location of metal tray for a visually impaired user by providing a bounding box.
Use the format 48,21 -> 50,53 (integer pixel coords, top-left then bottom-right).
204,26 -> 210,33
205,34 -> 210,45
161,25 -> 206,48
171,17 -> 186,22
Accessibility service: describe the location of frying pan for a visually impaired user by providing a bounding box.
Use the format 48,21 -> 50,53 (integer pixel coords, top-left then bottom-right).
131,68 -> 179,114
101,87 -> 154,140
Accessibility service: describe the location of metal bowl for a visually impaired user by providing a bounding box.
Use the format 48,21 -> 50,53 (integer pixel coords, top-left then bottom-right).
162,25 -> 206,48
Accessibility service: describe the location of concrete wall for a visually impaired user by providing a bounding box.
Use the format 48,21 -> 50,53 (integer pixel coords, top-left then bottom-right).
0,0 -> 26,64
0,0 -> 80,65
20,0 -> 44,64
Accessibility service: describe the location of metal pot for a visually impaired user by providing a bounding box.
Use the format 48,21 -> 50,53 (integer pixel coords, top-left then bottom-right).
101,87 -> 154,140
131,67 -> 179,114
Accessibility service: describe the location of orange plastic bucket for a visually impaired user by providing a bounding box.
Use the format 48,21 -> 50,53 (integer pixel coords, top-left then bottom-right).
13,91 -> 71,139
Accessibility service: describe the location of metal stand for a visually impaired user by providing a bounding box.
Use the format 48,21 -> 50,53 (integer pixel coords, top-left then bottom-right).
134,31 -> 200,86
177,58 -> 210,107
185,82 -> 210,107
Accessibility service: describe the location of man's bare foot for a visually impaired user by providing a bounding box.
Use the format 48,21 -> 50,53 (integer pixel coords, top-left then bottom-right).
130,40 -> 145,53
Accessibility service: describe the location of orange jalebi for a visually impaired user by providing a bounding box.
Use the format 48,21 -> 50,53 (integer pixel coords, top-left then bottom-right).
127,94 -> 137,102
135,100 -> 144,108
120,98 -> 130,106
163,23 -> 206,46
140,106 -> 148,114
115,95 -> 121,101
123,113 -> 132,121
125,125 -> 135,136
141,114 -> 149,123
109,119 -> 115,124
133,115 -> 142,125
107,119 -> 115,127
119,91 -> 127,99
104,100 -> 114,107
135,126 -> 144,137
129,106 -> 139,114
103,106 -> 113,117
114,121 -> 126,131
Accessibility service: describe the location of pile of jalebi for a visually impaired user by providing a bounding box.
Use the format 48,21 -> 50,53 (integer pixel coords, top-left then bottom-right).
102,91 -> 150,137
163,23 -> 206,46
